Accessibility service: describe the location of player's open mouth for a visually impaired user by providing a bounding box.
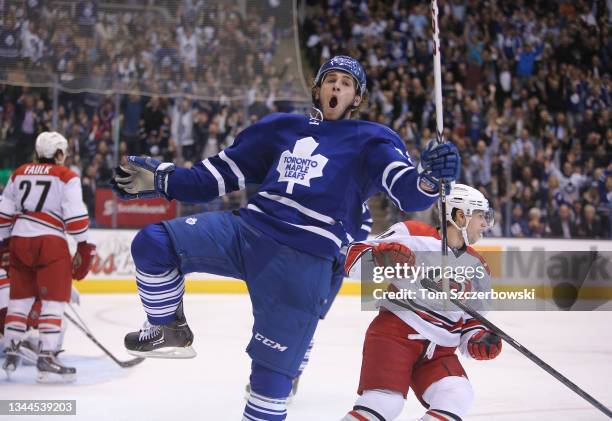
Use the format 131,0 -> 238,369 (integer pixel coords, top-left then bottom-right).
329,96 -> 338,108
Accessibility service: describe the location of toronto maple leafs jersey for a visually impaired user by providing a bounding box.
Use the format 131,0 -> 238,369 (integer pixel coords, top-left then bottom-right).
164,113 -> 438,259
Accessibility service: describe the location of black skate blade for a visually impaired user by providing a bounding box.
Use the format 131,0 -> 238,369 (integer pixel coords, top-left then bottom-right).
3,365 -> 16,379
36,370 -> 76,384
126,346 -> 197,359
2,356 -> 21,376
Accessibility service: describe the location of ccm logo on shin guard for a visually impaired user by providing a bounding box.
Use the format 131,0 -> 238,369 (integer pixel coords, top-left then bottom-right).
254,333 -> 288,352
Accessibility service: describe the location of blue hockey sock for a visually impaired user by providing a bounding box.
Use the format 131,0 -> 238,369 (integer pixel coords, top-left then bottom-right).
297,340 -> 314,376
131,224 -> 184,325
243,362 -> 292,420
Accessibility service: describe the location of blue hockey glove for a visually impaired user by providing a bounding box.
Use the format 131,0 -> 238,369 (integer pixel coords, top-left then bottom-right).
418,141 -> 460,194
111,156 -> 176,200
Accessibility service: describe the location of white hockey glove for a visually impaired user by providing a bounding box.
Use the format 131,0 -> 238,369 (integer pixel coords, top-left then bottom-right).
111,156 -> 175,200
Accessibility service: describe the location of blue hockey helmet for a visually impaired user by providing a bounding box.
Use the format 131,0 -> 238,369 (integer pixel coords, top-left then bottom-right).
313,55 -> 366,97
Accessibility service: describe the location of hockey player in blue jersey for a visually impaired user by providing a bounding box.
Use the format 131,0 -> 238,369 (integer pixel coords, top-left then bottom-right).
111,55 -> 460,420
245,204 -> 373,401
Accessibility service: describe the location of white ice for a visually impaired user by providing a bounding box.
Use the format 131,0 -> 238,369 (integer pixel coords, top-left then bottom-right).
2,294 -> 611,420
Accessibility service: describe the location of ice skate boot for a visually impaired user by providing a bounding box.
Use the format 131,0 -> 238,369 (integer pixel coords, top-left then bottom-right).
2,341 -> 22,378
124,302 -> 196,359
18,338 -> 39,365
36,350 -> 76,383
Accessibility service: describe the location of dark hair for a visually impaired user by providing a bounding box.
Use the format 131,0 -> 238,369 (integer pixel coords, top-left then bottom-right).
35,149 -> 64,164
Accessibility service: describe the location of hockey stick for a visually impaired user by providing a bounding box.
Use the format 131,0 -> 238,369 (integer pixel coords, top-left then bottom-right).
430,0 -> 452,312
64,310 -> 144,369
420,277 -> 612,418
430,0 -> 448,257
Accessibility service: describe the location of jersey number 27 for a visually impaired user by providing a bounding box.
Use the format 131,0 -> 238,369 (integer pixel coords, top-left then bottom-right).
19,180 -> 51,212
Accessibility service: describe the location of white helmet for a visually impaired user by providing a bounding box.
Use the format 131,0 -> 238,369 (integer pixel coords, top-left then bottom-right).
35,131 -> 68,159
446,184 -> 494,245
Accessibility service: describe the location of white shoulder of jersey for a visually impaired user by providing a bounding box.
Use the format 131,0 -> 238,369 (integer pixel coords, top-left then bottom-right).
374,221 -> 441,252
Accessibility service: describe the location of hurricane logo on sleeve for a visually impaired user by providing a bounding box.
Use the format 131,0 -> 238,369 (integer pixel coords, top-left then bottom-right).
276,137 -> 328,194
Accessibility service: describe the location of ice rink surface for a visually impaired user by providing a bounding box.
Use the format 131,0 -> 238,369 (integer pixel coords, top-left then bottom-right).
2,294 -> 611,420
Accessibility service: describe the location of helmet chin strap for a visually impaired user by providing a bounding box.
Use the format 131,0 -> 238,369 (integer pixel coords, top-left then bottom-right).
314,102 -> 353,121
310,106 -> 324,122
449,215 -> 473,246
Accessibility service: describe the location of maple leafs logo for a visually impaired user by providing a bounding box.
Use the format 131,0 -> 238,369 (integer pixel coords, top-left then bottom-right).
276,137 -> 328,194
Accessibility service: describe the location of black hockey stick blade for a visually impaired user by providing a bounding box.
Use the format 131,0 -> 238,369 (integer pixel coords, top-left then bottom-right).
64,312 -> 145,369
116,356 -> 145,368
420,278 -> 612,418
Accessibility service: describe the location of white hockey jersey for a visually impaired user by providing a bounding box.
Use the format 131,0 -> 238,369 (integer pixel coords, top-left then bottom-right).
0,163 -> 89,243
345,220 -> 491,354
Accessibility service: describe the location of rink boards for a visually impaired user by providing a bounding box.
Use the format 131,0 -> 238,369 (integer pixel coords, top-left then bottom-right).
73,229 -> 612,301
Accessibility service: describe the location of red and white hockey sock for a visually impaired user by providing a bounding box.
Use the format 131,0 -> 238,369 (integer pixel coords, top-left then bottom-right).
342,389 -> 405,421
420,409 -> 462,421
420,376 -> 473,421
4,297 -> 36,346
0,269 -> 9,307
343,409 -> 382,421
38,301 -> 66,352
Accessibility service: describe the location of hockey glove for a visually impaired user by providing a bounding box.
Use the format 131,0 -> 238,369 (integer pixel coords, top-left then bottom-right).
0,239 -> 9,272
418,140 -> 460,194
371,242 -> 415,268
111,156 -> 176,200
468,330 -> 502,360
72,242 -> 97,281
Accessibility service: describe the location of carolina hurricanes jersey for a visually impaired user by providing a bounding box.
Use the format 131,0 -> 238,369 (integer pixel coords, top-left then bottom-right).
0,163 -> 89,243
345,220 -> 491,354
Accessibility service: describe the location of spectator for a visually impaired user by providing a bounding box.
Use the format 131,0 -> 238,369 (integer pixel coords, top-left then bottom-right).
510,204 -> 529,237
527,207 -> 546,238
171,98 -> 195,159
546,160 -> 591,205
142,96 -> 165,135
201,121 -> 223,159
548,203 -> 576,239
12,93 -> 39,165
577,204 -> 604,238
122,93 -> 143,156
76,1 -> 98,36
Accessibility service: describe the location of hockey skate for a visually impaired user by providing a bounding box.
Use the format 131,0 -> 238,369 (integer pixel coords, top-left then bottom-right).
36,350 -> 76,383
18,339 -> 39,365
124,302 -> 196,359
2,340 -> 22,378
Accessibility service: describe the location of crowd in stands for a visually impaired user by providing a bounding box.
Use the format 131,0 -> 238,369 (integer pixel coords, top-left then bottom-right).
0,0 -> 610,239
0,0 -> 298,224
0,0 -> 298,97
302,0 -> 612,239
